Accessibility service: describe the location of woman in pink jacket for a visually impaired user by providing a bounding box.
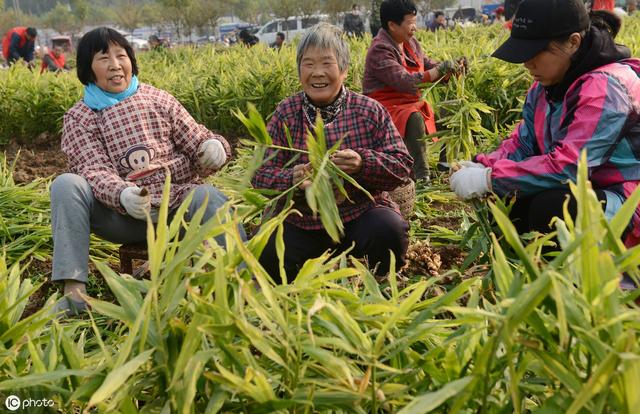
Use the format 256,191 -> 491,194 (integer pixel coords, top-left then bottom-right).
450,0 -> 640,247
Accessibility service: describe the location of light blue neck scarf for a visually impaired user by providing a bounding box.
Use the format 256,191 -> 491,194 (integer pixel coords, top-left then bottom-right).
83,75 -> 139,110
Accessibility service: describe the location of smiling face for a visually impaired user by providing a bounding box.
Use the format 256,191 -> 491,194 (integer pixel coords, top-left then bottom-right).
523,34 -> 581,87
91,42 -> 133,93
388,13 -> 417,44
299,46 -> 347,106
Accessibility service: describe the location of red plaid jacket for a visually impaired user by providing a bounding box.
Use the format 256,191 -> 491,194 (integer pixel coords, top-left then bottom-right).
62,83 -> 230,213
252,89 -> 413,230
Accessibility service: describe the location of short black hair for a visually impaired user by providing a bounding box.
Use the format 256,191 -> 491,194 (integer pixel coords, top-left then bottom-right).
76,27 -> 138,86
26,27 -> 37,37
380,0 -> 417,31
276,32 -> 285,40
434,11 -> 444,18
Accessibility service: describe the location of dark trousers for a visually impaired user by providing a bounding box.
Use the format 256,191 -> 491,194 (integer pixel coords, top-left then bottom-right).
259,207 -> 409,283
405,112 -> 429,180
509,189 -> 607,234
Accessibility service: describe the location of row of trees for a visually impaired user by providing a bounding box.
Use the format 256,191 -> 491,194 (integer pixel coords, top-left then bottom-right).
1,0 -> 457,40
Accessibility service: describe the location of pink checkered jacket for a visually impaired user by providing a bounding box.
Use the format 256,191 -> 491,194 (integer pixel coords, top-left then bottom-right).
61,83 -> 230,213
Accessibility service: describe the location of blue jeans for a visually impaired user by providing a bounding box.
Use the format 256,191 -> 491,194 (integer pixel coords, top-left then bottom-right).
51,173 -> 246,282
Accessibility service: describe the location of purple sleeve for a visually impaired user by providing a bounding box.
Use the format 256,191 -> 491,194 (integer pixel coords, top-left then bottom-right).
365,43 -> 427,94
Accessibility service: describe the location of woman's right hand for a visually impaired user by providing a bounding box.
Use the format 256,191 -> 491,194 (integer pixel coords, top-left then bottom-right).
293,163 -> 312,190
120,186 -> 151,220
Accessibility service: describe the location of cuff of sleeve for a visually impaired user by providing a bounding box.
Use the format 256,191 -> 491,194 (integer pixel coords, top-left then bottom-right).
115,182 -> 134,215
485,168 -> 493,192
351,148 -> 370,181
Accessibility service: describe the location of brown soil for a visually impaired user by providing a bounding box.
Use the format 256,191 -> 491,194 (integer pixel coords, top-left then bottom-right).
4,138 -> 68,184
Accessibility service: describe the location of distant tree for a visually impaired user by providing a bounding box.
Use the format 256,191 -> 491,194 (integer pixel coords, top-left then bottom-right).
113,0 -> 147,34
43,2 -> 76,35
422,0 -> 457,11
0,8 -> 21,34
5,0 -> 57,15
69,0 -> 88,28
268,0 -> 298,30
86,6 -> 115,26
227,0 -> 262,24
184,0 -> 224,37
298,0 -> 321,17
322,0 -> 351,20
157,0 -> 192,39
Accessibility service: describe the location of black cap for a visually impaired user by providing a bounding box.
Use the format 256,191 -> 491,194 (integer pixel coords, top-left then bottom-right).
26,27 -> 37,38
492,0 -> 590,63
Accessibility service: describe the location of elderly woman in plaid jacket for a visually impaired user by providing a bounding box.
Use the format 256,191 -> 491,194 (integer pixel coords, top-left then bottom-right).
50,27 -> 245,316
252,23 -> 413,282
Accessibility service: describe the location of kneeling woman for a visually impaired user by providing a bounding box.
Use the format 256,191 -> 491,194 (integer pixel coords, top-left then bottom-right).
450,1 -> 640,247
252,23 -> 414,281
51,27 -> 246,315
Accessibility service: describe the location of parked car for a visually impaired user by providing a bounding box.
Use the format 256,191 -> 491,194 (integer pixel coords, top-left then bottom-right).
219,22 -> 257,38
443,7 -> 477,24
255,14 -> 328,45
129,38 -> 149,51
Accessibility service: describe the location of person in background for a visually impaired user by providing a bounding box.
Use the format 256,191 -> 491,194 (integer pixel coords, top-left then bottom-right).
252,23 -> 412,282
427,11 -> 446,32
627,0 -> 637,14
493,6 -> 506,24
238,29 -> 259,47
370,0 -> 384,36
363,0 -> 466,182
40,44 -> 69,73
148,35 -> 165,51
592,0 -> 615,11
270,32 -> 285,50
344,4 -> 366,38
450,1 -> 640,250
50,27 -> 246,316
2,26 -> 37,67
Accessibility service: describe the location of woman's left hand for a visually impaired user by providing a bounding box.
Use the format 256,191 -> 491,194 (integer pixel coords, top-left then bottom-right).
198,139 -> 227,170
450,166 -> 492,200
330,149 -> 362,175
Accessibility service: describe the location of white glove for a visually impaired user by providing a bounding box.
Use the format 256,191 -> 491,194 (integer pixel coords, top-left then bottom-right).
198,139 -> 227,170
457,160 -> 485,169
450,167 -> 492,200
120,186 -> 151,220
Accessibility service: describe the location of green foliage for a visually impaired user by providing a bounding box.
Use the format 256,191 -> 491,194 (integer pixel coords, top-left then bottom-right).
3,18 -> 639,147
0,153 -> 117,265
1,155 -> 638,412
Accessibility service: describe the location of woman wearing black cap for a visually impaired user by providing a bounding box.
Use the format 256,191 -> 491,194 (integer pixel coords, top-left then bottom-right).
450,0 -> 640,247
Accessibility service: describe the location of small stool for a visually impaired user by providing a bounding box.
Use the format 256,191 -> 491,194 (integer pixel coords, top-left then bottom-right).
119,243 -> 148,277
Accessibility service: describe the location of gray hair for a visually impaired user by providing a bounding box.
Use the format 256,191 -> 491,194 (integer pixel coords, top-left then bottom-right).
296,22 -> 350,75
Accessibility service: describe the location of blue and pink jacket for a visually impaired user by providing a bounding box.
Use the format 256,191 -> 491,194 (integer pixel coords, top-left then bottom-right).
476,58 -> 640,245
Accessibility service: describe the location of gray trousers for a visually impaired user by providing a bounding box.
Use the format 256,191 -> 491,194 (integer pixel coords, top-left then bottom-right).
51,173 -> 246,283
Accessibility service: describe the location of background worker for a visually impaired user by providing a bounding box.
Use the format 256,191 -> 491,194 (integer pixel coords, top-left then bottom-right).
2,26 -> 37,67
41,44 -> 69,73
270,32 -> 285,50
450,1 -> 640,248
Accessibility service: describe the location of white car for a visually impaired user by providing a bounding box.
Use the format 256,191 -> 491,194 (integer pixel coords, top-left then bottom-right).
255,15 -> 328,45
129,38 -> 149,51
